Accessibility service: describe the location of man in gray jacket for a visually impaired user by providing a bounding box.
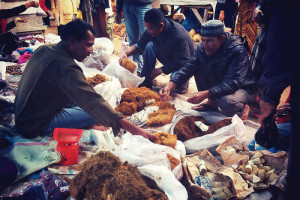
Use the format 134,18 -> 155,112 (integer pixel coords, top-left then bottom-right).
160,20 -> 256,121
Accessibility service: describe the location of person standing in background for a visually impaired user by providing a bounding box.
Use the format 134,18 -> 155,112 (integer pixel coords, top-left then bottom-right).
215,0 -> 238,32
235,0 -> 259,52
115,0 -> 153,74
91,0 -> 110,38
50,0 -> 77,35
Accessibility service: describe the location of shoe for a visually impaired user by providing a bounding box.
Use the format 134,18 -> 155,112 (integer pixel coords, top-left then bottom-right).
138,79 -> 152,89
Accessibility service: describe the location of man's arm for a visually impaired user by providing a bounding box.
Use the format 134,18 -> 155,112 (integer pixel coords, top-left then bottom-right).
208,46 -> 250,99
161,37 -> 194,75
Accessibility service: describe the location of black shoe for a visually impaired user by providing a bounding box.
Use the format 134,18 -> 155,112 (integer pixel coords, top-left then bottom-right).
138,79 -> 152,89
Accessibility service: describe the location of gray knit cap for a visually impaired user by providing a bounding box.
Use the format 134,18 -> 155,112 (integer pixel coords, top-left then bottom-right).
200,20 -> 225,37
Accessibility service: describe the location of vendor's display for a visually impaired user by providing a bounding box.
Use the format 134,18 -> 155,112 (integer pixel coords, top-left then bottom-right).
216,136 -> 288,191
86,74 -> 106,87
183,149 -> 254,200
113,23 -> 126,38
146,101 -> 176,126
69,151 -> 168,200
173,115 -> 232,142
6,64 -> 22,75
153,132 -> 177,149
120,58 -> 136,73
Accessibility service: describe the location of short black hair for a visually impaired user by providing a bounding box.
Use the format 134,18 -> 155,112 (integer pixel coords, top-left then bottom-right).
60,19 -> 96,42
144,8 -> 165,25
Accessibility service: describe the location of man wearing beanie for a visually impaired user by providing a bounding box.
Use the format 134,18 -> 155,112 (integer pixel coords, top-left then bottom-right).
120,8 -> 195,94
160,20 -> 256,121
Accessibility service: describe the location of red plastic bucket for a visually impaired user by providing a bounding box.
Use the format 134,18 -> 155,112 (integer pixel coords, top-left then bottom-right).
53,128 -> 83,165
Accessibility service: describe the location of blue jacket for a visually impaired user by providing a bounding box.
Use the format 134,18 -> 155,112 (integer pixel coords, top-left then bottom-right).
171,32 -> 256,99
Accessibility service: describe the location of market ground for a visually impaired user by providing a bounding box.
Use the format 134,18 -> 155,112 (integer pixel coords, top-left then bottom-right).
45,26 -> 290,143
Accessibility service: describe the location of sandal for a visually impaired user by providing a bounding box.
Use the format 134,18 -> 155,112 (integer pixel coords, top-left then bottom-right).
192,103 -> 218,111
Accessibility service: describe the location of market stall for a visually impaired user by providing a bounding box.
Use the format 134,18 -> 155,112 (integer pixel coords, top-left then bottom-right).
160,0 -> 217,24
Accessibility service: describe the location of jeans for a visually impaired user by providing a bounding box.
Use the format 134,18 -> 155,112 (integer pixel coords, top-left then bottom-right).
141,42 -> 189,92
42,106 -> 97,136
123,2 -> 152,73
217,89 -> 252,116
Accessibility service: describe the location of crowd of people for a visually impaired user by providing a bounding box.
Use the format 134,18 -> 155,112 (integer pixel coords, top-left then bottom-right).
1,0 -> 300,198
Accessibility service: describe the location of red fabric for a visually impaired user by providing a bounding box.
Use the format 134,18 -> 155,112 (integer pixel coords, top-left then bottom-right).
276,94 -> 291,124
0,9 -> 8,34
18,52 -> 32,64
39,0 -> 48,12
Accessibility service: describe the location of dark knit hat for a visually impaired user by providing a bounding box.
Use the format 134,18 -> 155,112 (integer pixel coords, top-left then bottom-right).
200,20 -> 225,37
144,8 -> 165,24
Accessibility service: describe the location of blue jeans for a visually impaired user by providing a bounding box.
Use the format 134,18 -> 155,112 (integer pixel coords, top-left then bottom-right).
42,106 -> 97,136
123,2 -> 152,73
141,42 -> 189,92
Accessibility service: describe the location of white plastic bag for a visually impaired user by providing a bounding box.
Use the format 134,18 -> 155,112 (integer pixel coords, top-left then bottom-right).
180,115 -> 246,154
103,60 -> 144,88
138,165 -> 188,200
0,62 -> 6,80
115,132 -> 184,180
36,6 -> 47,17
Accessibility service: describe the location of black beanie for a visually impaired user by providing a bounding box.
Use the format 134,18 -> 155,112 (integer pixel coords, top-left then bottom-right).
144,8 -> 165,24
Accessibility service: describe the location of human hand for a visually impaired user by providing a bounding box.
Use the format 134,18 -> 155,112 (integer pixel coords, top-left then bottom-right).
276,103 -> 291,116
119,53 -> 127,65
115,13 -> 122,24
25,1 -> 39,9
258,100 -> 276,127
219,10 -> 225,22
253,8 -> 264,25
187,90 -> 210,104
150,68 -> 162,79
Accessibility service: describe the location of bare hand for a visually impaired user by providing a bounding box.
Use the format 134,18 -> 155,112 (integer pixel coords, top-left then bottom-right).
159,87 -> 170,101
150,68 -> 162,79
258,100 -> 276,127
219,10 -> 225,22
15,17 -> 27,23
115,13 -> 122,24
187,90 -> 210,104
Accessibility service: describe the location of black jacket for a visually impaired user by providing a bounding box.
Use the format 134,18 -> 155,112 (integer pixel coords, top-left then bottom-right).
0,5 -> 26,34
136,18 -> 195,74
171,32 -> 256,99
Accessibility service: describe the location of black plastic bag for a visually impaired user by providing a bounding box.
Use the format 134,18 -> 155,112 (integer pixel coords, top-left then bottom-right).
255,115 -> 279,149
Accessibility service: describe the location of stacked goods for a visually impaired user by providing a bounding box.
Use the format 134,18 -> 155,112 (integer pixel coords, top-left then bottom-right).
86,74 -> 106,87
120,58 -> 136,73
6,64 -> 22,75
189,29 -> 201,42
146,101 -> 176,126
236,151 -> 280,187
174,116 -> 206,141
167,153 -> 180,170
174,116 -> 232,142
153,132 -> 177,149
69,151 -> 168,200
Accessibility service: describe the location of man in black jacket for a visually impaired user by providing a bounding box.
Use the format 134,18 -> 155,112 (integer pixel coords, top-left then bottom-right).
160,20 -> 256,119
120,8 -> 195,94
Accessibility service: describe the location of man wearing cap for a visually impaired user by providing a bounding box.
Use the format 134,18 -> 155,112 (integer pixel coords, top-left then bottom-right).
160,20 -> 256,120
120,8 -> 195,94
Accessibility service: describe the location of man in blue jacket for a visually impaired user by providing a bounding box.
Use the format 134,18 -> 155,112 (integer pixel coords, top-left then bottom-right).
121,8 -> 195,94
160,20 -> 256,120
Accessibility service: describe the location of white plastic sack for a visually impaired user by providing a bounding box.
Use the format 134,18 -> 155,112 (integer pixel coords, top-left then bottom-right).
103,60 -> 144,88
115,132 -> 183,180
80,129 -> 118,152
180,115 -> 246,154
138,165 -> 188,200
93,75 -> 125,109
0,62 -> 6,80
